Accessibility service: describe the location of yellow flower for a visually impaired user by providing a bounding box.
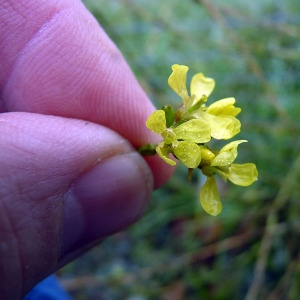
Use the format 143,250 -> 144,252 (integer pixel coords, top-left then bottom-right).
200,162 -> 258,216
168,64 -> 241,140
199,140 -> 258,215
168,64 -> 215,113
146,110 -> 211,168
141,63 -> 258,216
209,140 -> 258,185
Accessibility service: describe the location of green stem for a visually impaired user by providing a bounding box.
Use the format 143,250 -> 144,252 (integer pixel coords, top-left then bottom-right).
137,144 -> 157,156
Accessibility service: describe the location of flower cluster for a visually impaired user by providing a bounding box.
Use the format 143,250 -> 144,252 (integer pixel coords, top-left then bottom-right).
144,64 -> 258,216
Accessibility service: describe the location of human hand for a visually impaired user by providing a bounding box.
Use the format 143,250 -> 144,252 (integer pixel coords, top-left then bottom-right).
0,1 -> 173,298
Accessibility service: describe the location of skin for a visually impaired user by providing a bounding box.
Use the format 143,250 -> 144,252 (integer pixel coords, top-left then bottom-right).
0,0 -> 174,298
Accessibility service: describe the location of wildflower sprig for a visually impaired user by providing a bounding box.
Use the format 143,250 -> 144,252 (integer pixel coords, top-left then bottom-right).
140,64 -> 258,216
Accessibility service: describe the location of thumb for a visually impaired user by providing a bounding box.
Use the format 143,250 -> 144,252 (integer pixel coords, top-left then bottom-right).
0,112 -> 153,299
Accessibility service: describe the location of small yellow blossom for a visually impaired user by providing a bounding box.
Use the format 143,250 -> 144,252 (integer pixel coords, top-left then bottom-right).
141,64 -> 258,216
198,141 -> 258,215
168,64 -> 215,109
168,64 -> 241,140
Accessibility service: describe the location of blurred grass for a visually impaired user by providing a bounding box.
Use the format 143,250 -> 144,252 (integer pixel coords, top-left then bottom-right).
59,0 -> 300,299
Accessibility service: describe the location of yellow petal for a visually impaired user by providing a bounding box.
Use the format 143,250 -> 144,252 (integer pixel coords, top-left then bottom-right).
190,73 -> 215,102
174,141 -> 201,168
206,97 -> 241,117
200,113 -> 241,140
212,140 -> 247,167
174,119 -> 211,143
146,110 -> 166,134
168,64 -> 189,103
200,176 -> 222,216
156,143 -> 176,166
226,163 -> 258,186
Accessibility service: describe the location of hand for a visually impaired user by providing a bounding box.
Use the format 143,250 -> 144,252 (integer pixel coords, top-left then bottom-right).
0,1 -> 174,298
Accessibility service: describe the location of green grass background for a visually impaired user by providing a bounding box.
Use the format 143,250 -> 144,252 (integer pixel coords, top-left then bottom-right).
59,1 -> 300,299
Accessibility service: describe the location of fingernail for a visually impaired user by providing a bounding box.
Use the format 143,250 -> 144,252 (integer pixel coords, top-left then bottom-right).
60,152 -> 153,258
